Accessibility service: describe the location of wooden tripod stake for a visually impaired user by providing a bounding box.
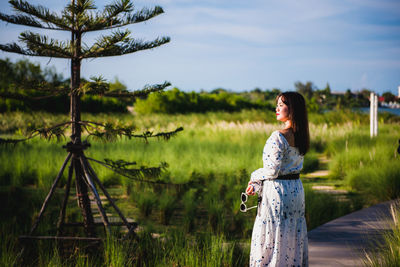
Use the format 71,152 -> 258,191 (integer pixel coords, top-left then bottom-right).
19,140 -> 137,243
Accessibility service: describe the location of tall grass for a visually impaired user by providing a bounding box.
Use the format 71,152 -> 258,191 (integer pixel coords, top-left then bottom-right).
1,118 -> 327,189
130,230 -> 246,266
3,108 -> 391,135
0,231 -> 20,267
158,191 -> 177,225
2,123 -> 267,188
363,201 -> 400,266
0,110 -> 271,136
347,164 -> 400,204
326,125 -> 400,204
104,236 -> 133,267
304,185 -> 353,230
0,230 -> 247,267
182,188 -> 198,233
134,190 -> 157,218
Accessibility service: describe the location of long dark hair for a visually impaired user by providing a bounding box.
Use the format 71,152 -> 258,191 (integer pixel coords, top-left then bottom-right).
276,92 -> 310,155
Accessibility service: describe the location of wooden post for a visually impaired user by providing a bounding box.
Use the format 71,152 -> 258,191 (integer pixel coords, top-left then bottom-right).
374,94 -> 378,136
83,156 -> 136,238
57,160 -> 74,236
79,157 -> 112,235
29,153 -> 72,235
370,92 -> 378,138
370,92 -> 374,138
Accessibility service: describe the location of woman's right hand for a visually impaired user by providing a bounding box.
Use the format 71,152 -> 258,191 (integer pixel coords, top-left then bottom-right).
246,182 -> 255,195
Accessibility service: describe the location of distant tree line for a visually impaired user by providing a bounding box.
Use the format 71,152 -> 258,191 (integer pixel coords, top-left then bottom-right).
134,87 -> 275,114
294,81 -> 374,113
1,58 -> 398,114
0,58 -> 129,113
134,82 -> 383,114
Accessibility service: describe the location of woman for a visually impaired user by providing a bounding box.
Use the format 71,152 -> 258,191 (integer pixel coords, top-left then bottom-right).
246,92 -> 309,267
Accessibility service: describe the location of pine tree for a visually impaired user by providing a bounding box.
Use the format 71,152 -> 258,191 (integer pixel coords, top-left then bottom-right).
0,0 -> 182,241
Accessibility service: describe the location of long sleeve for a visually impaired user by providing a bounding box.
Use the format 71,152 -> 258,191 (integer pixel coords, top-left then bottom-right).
250,131 -> 288,185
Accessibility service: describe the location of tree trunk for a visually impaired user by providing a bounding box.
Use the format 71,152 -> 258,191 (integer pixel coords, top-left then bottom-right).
70,7 -> 94,236
74,157 -> 96,237
71,31 -> 81,140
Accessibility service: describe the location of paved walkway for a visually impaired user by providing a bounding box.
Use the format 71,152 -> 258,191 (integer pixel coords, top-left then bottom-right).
308,200 -> 396,266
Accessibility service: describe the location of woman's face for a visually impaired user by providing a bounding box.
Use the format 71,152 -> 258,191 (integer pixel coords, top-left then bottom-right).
276,96 -> 290,122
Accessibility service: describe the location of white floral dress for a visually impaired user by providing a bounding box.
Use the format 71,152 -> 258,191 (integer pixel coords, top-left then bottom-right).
249,130 -> 308,267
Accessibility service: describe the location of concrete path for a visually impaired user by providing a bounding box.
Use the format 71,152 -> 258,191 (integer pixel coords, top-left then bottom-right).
308,200 -> 396,266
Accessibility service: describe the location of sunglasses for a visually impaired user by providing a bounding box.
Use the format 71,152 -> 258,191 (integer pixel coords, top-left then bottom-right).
240,192 -> 257,212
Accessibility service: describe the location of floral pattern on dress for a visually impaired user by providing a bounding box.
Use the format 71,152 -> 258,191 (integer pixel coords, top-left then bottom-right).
248,130 -> 308,267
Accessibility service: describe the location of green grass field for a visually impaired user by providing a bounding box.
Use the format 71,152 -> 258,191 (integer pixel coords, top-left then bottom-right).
1,109 -> 399,266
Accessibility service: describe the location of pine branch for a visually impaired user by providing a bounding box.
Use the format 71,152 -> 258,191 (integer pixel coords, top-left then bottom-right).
75,75 -> 170,99
19,31 -> 72,58
62,0 -> 97,31
82,35 -> 170,58
84,122 -> 135,142
0,13 -> 48,29
103,0 -> 133,18
78,76 -> 109,95
83,3 -> 164,32
35,124 -> 68,142
66,0 -> 97,15
0,42 -> 36,57
86,157 -> 172,184
26,121 -> 70,141
0,121 -> 71,145
78,120 -> 183,142
0,33 -> 71,58
133,127 -> 184,142
2,1 -> 169,59
96,81 -> 171,99
104,158 -> 168,180
82,29 -> 131,58
0,137 -> 31,145
123,5 -> 164,25
9,0 -> 70,30
80,0 -> 133,31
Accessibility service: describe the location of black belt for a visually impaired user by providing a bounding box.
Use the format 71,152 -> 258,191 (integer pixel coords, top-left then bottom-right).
276,173 -> 300,180
257,173 -> 300,208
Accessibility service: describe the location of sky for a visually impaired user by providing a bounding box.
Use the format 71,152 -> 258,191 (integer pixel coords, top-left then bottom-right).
0,0 -> 399,95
